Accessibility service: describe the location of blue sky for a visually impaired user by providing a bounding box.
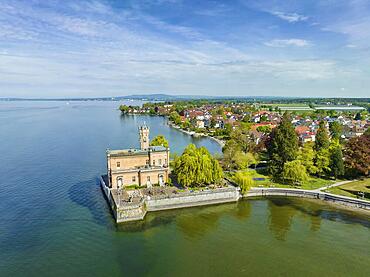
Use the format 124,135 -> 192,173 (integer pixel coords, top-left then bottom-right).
0,0 -> 369,98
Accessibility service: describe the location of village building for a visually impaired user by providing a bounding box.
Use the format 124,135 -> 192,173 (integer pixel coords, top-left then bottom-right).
106,125 -> 170,189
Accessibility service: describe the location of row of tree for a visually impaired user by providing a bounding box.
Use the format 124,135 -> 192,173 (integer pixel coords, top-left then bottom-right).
267,112 -> 369,184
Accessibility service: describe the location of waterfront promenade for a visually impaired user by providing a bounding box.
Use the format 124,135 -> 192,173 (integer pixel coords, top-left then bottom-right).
101,174 -> 369,224
247,187 -> 370,211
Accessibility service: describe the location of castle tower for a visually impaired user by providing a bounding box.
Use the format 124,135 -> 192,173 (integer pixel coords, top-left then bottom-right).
139,124 -> 150,150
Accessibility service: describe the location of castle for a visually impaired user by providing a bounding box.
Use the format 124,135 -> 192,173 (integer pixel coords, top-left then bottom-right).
106,125 -> 170,189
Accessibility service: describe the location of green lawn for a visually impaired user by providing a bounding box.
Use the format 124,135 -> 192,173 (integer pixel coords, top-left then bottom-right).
263,103 -> 309,107
325,179 -> 370,200
228,169 -> 335,190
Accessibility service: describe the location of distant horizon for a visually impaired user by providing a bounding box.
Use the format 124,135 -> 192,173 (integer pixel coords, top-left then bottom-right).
1,1 -> 370,98
1,93 -> 369,101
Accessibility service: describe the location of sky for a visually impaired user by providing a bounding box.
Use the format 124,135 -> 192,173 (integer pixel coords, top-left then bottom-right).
0,0 -> 369,98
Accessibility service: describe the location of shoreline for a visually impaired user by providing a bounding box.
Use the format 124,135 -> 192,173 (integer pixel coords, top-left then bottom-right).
167,121 -> 225,147
122,112 -> 226,148
101,176 -> 369,224
246,187 -> 370,212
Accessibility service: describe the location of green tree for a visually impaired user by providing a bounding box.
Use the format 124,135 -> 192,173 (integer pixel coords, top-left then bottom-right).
298,142 -> 317,175
329,143 -> 344,179
150,135 -> 169,148
174,144 -> 223,187
282,160 -> 308,185
329,121 -> 342,140
256,125 -> 272,133
232,151 -> 256,170
365,127 -> 370,136
181,119 -> 191,129
222,139 -> 241,169
314,121 -> 330,152
169,111 -> 182,125
233,172 -> 254,194
224,123 -> 233,136
267,112 -> 298,180
119,105 -> 130,114
315,149 -> 331,176
229,123 -> 254,153
354,112 -> 363,120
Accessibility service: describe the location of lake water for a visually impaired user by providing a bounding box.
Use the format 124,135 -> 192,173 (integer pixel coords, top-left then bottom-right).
0,101 -> 369,276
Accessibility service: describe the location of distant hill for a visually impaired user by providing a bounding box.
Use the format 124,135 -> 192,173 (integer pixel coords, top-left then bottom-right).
1,94 -> 369,103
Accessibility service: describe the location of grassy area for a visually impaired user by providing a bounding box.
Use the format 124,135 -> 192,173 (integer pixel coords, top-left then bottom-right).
326,179 -> 370,200
263,103 -> 309,107
228,169 -> 336,190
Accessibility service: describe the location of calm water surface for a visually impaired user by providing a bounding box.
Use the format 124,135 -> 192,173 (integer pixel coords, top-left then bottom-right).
0,101 -> 369,276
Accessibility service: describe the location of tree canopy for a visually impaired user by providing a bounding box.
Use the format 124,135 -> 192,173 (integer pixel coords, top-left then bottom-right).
267,112 -> 298,180
344,133 -> 370,177
314,121 -> 330,151
329,143 -> 344,179
233,172 -> 254,194
173,144 -> 223,187
282,160 -> 308,185
329,121 -> 342,141
169,111 -> 182,125
150,135 -> 169,148
298,142 -> 317,175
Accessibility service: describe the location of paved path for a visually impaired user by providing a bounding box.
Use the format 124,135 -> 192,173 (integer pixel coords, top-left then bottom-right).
313,180 -> 355,192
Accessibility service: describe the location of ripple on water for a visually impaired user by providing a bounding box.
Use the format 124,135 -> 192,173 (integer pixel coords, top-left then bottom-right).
0,101 -> 369,276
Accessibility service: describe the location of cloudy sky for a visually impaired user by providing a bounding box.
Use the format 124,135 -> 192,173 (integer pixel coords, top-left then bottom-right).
0,0 -> 369,98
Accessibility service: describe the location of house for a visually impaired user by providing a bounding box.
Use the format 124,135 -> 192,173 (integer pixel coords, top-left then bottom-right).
196,120 -> 205,129
106,125 -> 170,189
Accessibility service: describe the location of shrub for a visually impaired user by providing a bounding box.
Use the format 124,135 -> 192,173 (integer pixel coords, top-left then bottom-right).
233,172 -> 254,194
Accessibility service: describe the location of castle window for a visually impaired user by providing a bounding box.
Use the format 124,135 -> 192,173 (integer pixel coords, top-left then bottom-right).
147,176 -> 150,181
146,159 -> 149,165
116,162 -> 120,168
159,159 -> 162,165
153,160 -> 156,166
132,176 -> 136,182
117,177 -> 123,188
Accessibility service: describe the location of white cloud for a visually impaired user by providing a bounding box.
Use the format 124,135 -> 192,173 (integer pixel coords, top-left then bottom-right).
270,11 -> 308,23
264,39 -> 311,47
0,0 -> 368,97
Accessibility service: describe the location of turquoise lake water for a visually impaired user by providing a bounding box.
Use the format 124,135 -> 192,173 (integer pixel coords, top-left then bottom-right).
0,101 -> 369,276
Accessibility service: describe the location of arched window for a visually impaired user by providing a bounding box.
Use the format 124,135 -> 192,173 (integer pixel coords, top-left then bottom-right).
117,177 -> 123,188
158,174 -> 164,185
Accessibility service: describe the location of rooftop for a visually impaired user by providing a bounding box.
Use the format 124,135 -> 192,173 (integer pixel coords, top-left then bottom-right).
107,145 -> 167,157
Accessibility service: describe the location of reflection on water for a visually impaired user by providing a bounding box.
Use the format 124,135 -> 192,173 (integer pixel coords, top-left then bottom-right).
116,201 -> 253,238
1,101 -> 370,276
116,197 -> 369,242
268,198 -> 297,241
267,197 -> 370,240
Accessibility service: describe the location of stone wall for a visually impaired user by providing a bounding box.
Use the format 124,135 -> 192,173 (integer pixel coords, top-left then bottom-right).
247,187 -> 370,210
101,176 -> 241,223
116,201 -> 147,223
146,187 -> 240,211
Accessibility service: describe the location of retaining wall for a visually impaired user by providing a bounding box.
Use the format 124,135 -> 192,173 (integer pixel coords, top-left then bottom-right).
146,188 -> 240,211
101,176 -> 240,223
248,187 -> 370,210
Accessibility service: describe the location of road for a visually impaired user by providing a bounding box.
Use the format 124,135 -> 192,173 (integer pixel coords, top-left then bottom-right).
313,180 -> 355,192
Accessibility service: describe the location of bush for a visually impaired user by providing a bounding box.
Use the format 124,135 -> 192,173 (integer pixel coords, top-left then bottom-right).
233,172 -> 254,194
